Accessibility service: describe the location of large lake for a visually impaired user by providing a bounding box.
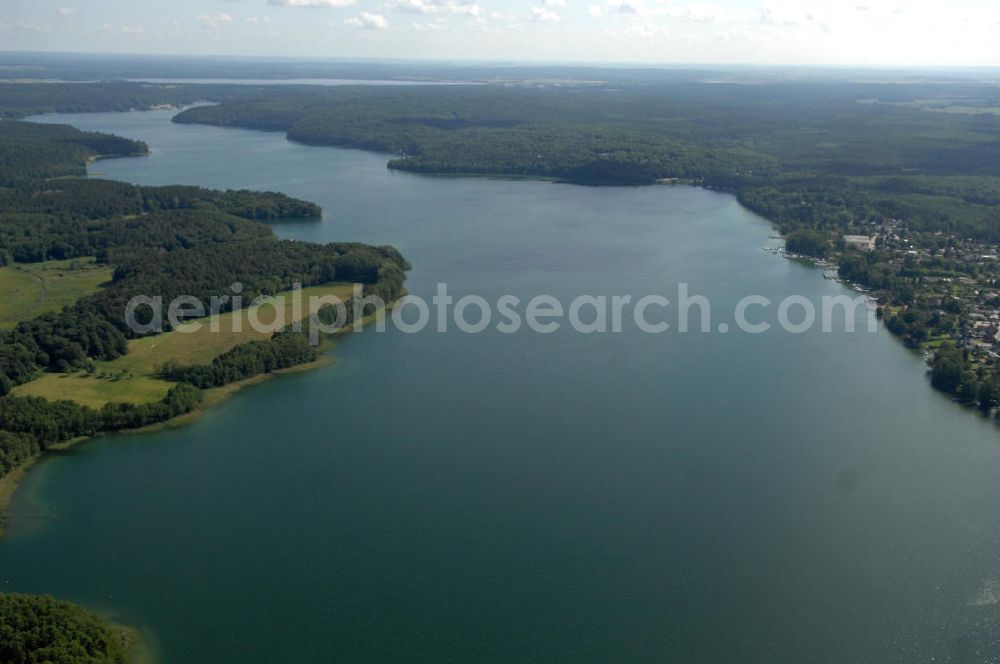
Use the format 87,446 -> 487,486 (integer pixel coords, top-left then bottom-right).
3,110 -> 1000,662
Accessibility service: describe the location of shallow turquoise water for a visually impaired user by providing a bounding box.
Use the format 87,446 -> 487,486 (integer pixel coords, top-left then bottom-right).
3,110 -> 1000,662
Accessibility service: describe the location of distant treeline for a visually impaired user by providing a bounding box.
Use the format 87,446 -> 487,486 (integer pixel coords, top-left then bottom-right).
173,87 -> 775,186
0,80 -> 257,119
8,78 -> 1000,234
738,176 -> 1000,246
170,81 -> 1000,242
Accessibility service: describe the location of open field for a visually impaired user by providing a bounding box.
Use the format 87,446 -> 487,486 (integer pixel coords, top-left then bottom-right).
0,258 -> 113,329
12,282 -> 354,408
858,97 -> 1000,116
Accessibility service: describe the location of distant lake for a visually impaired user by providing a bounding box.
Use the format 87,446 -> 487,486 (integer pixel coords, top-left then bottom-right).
127,78 -> 469,86
4,109 -> 1000,663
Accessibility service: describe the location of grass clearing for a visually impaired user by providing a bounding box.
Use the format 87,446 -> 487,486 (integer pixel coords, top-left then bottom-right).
13,371 -> 176,409
12,282 -> 354,408
0,258 -> 113,329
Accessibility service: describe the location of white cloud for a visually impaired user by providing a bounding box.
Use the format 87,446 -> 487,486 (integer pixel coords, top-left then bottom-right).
95,23 -> 145,37
449,2 -> 482,16
4,0 -> 996,66
198,13 -> 234,28
271,0 -> 357,7
589,1 -> 719,21
662,4 -> 719,22
346,11 -> 389,27
15,21 -> 47,32
387,0 -> 481,16
605,20 -> 664,39
759,3 -> 808,26
393,0 -> 437,12
603,0 -> 645,16
531,6 -> 560,21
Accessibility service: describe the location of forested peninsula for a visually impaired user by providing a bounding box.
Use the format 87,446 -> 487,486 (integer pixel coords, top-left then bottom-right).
0,107 -> 408,496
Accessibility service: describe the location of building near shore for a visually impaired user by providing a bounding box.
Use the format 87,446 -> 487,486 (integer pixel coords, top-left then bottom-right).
843,234 -> 876,251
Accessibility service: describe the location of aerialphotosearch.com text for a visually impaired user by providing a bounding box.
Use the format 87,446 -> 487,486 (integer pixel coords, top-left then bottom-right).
125,282 -> 879,344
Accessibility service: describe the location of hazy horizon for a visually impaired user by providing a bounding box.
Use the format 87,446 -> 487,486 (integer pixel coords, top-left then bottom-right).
6,49 -> 1000,74
2,0 -> 999,68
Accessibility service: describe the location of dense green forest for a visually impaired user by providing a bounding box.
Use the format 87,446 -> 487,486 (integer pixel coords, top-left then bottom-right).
0,120 -> 147,183
173,85 -> 777,185
0,177 -> 323,264
0,80 -> 259,119
0,592 -> 133,663
0,383 -> 203,451
171,81 -> 1000,190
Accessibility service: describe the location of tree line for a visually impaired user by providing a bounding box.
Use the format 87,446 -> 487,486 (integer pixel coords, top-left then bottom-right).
0,174 -> 321,265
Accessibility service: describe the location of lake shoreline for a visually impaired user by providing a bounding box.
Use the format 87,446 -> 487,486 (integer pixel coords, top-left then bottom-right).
0,290 -> 397,531
0,351 -> 335,533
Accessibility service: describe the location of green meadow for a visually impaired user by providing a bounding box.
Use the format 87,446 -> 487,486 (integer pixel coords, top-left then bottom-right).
0,258 -> 113,329
12,283 -> 354,408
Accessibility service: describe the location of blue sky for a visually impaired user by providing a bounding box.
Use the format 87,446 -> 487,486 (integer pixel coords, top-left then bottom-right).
2,0 -> 999,66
